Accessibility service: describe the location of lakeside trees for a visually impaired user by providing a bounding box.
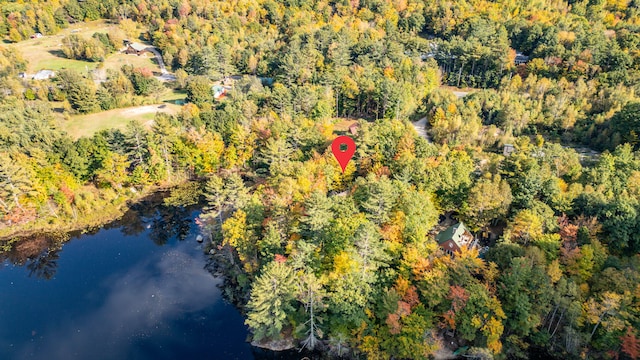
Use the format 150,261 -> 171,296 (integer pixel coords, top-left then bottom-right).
0,0 -> 640,359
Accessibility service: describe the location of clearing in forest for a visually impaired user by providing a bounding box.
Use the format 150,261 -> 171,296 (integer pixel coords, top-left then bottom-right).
98,52 -> 161,77
9,20 -> 116,73
61,103 -> 181,139
10,20 -> 157,77
439,85 -> 477,99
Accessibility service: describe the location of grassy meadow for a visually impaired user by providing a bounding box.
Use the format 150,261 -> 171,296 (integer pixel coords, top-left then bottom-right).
61,103 -> 181,139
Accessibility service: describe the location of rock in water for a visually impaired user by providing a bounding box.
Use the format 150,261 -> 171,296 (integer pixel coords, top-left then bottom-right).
196,235 -> 203,243
251,337 -> 296,351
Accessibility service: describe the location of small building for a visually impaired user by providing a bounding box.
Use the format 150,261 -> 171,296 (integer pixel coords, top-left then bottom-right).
436,222 -> 476,256
32,70 -> 55,80
123,42 -> 148,56
212,85 -> 227,99
503,144 -> 515,156
259,77 -> 274,86
30,33 -> 43,39
515,52 -> 529,65
348,122 -> 359,135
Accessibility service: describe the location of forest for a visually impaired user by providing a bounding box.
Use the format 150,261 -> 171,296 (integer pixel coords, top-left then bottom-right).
1,0 -> 640,359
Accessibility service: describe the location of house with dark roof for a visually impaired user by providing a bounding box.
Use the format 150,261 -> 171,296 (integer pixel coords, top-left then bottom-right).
515,52 -> 529,65
123,42 -> 148,56
436,222 -> 477,256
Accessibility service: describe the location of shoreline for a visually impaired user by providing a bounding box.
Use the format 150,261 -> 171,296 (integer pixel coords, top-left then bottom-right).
0,185 -> 176,243
2,187 -> 334,358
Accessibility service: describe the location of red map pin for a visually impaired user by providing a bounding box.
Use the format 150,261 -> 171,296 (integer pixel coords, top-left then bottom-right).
331,136 -> 356,173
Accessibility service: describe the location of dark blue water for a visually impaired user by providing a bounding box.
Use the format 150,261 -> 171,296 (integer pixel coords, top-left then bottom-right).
0,203 -> 260,360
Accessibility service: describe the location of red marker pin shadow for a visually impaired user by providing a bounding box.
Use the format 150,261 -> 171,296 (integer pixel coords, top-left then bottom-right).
331,136 -> 356,173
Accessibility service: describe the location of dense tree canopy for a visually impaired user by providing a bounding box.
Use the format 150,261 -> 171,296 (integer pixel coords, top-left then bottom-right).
0,0 -> 640,359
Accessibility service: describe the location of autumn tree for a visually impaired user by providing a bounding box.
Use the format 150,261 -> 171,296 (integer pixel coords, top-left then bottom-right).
0,152 -> 34,213
455,283 -> 506,354
185,76 -> 212,108
462,174 -> 512,232
621,327 -> 640,360
582,291 -> 624,343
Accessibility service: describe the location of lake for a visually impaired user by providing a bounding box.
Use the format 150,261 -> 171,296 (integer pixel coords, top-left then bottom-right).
0,200 -> 304,360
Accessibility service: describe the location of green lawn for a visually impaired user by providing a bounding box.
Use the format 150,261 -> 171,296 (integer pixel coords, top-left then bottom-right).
160,89 -> 187,104
10,20 -> 152,75
10,20 -> 118,73
101,52 -> 161,74
61,104 -> 181,139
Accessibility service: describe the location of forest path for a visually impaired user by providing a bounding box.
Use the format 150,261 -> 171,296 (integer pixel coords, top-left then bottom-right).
144,47 -> 176,81
439,85 -> 473,99
410,86 -> 471,143
412,117 -> 432,143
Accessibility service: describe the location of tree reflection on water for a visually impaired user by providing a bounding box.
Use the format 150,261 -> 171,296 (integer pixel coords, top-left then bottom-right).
1,233 -> 65,279
26,248 -> 60,280
148,206 -> 192,246
1,191 -> 200,280
118,191 -> 195,245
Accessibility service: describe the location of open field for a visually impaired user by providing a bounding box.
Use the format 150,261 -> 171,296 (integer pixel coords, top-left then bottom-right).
9,20 -> 152,76
9,20 -> 119,73
160,89 -> 187,104
101,52 -> 161,74
61,103 -> 181,139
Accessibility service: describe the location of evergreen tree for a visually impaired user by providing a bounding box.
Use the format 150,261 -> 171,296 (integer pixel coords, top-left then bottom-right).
151,114 -> 177,182
124,120 -> 148,168
57,69 -> 98,113
0,152 -> 33,213
245,260 -> 296,341
356,174 -> 398,225
296,272 -> 326,351
185,76 -> 213,107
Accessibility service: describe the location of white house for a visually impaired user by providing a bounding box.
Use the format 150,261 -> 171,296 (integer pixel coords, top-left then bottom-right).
32,70 -> 56,80
503,144 -> 515,156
